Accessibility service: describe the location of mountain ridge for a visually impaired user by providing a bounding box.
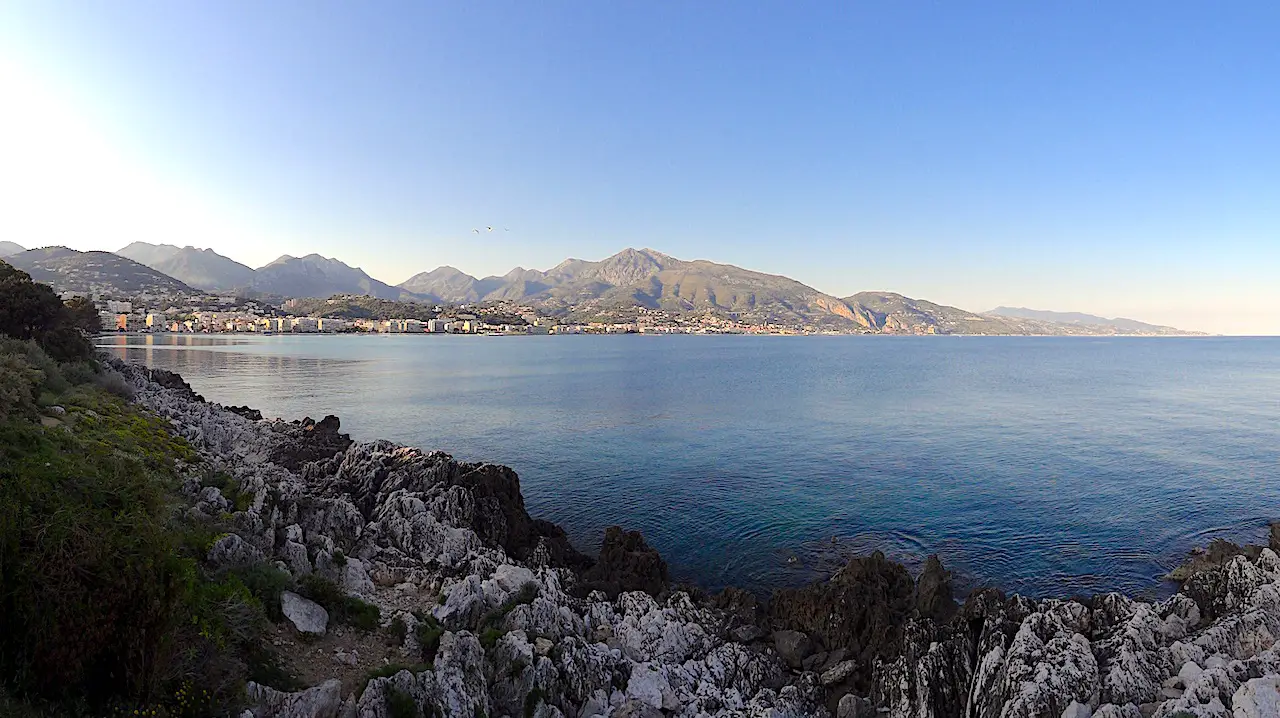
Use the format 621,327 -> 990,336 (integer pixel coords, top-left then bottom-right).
251,253 -> 418,301
118,242 -> 256,291
6,247 -> 194,295
2,244 -> 1202,334
986,306 -> 1182,333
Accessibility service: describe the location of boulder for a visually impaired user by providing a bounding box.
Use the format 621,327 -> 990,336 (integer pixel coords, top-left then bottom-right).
772,630 -> 814,670
206,533 -> 264,570
245,678 -> 342,718
281,590 -> 328,635
836,693 -> 873,718
821,659 -> 859,686
1234,675 -> 1280,718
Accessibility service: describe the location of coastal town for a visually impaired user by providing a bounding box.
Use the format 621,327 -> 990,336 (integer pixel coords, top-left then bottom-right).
87,292 -> 840,336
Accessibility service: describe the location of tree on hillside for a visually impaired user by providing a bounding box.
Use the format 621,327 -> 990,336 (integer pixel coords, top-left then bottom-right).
0,260 -> 93,362
64,296 -> 101,335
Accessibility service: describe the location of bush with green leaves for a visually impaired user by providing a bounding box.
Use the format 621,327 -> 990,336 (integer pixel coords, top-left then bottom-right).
0,386 -> 267,712
297,574 -> 381,631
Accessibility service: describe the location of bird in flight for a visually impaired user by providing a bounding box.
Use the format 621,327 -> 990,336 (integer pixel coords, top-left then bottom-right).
471,229 -> 480,234
486,226 -> 494,232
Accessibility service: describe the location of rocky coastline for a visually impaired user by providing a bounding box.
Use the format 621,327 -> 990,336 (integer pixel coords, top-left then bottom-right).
113,359 -> 1280,718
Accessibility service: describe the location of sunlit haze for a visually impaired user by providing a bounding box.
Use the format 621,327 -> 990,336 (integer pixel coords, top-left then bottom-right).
1,2 -> 1277,333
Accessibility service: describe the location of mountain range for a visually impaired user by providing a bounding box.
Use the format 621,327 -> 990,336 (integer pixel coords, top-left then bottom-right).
5,247 -> 193,295
0,241 -> 25,258
117,242 -> 256,292
0,243 -> 1200,335
987,307 -> 1175,334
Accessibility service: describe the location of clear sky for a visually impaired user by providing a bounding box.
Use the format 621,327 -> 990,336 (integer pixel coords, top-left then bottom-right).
1,2 -> 1277,333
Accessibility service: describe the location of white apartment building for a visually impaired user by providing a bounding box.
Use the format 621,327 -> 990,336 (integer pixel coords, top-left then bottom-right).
316,318 -> 348,332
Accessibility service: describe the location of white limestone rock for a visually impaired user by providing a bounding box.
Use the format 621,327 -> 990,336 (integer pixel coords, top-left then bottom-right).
280,590 -> 328,635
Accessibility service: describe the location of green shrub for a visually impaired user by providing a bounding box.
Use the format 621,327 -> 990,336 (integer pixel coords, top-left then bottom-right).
523,687 -> 545,718
387,686 -> 419,718
0,352 -> 43,420
93,367 -> 136,399
298,574 -> 381,631
59,361 -> 97,386
0,261 -> 94,362
232,564 -> 294,622
479,627 -> 505,651
388,616 -> 408,643
0,388 -> 257,711
333,549 -> 348,567
412,612 -> 444,662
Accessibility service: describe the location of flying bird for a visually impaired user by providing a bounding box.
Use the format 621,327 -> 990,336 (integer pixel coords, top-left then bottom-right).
486,226 -> 494,232
471,229 -> 480,234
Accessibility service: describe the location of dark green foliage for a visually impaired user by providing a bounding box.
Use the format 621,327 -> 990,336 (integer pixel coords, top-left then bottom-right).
245,644 -> 302,692
474,581 -> 539,653
479,627 -> 506,651
298,574 -> 381,631
386,686 -> 419,718
231,564 -> 294,622
523,687 -> 545,718
0,388 -> 260,712
63,296 -> 101,335
388,616 -> 408,643
412,612 -> 444,662
333,549 -> 348,567
201,469 -> 253,513
0,352 -> 44,420
0,261 -> 93,362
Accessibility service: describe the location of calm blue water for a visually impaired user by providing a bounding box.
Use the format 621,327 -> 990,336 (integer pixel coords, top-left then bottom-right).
100,334 -> 1280,599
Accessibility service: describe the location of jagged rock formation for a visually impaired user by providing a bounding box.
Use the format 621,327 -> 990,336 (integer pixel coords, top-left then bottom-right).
112,359 -> 1280,717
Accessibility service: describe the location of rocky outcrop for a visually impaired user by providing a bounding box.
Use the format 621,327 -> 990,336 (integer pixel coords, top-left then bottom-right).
575,526 -> 670,599
267,415 -> 352,472
109,358 -> 1280,718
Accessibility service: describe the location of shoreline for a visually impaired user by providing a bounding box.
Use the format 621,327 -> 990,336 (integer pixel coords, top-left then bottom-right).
95,330 -> 1224,339
113,356 -> 1280,717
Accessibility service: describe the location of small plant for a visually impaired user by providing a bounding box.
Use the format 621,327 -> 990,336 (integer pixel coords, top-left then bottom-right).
413,611 -> 444,662
479,627 -> 505,650
298,573 -> 381,631
333,549 -> 348,567
233,563 -> 294,622
386,686 -> 419,718
523,687 -> 545,718
388,616 -> 409,643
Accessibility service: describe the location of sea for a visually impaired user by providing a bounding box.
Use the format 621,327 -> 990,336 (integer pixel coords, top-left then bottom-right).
99,333 -> 1280,600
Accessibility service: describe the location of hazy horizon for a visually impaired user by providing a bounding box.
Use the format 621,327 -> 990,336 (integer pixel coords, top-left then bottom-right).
2,3 -> 1277,334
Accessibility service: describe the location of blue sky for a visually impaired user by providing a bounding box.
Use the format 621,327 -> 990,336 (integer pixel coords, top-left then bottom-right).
1,2 -> 1277,332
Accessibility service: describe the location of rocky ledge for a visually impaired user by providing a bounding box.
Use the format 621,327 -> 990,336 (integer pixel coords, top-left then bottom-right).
115,360 -> 1280,718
